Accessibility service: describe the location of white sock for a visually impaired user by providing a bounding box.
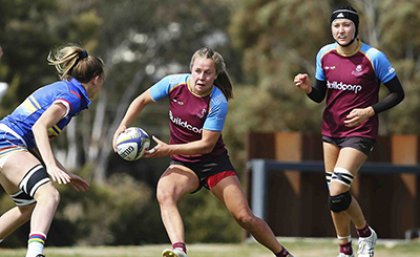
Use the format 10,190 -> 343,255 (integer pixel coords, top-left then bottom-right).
26,241 -> 44,257
25,233 -> 46,257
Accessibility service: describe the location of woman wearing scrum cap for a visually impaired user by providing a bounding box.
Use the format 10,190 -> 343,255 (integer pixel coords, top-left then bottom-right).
0,44 -> 105,257
294,5 -> 404,257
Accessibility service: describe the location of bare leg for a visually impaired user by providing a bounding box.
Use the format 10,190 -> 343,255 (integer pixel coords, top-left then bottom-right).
323,142 -> 353,244
0,205 -> 34,240
211,175 -> 284,254
156,165 -> 199,244
326,145 -> 369,244
30,182 -> 60,234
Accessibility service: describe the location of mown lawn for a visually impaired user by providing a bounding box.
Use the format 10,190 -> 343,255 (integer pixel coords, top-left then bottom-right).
1,238 -> 419,257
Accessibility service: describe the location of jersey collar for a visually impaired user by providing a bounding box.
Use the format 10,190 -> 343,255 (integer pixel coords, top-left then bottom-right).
69,78 -> 92,107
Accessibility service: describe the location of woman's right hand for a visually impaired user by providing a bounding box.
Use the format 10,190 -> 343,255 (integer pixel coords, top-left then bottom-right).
112,125 -> 126,152
46,165 -> 71,185
294,73 -> 312,94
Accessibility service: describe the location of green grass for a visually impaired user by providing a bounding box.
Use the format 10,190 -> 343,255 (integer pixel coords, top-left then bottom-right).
1,238 -> 419,257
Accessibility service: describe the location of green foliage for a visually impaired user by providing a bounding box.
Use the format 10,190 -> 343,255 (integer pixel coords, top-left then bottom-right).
181,191 -> 243,243
53,173 -> 163,246
228,0 -> 420,136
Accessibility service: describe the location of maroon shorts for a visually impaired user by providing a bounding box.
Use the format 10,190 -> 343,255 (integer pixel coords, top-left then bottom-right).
322,136 -> 376,155
170,153 -> 237,192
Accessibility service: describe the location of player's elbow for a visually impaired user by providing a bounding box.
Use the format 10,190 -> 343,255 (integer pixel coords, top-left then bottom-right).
200,142 -> 216,154
201,145 -> 214,154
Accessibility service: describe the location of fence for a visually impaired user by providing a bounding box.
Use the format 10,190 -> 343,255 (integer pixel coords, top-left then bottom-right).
245,132 -> 420,239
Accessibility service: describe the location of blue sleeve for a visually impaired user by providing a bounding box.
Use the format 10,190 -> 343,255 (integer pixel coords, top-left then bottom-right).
315,44 -> 336,81
56,91 -> 82,116
203,91 -> 228,131
315,49 -> 325,81
149,76 -> 171,101
149,74 -> 190,101
369,50 -> 396,84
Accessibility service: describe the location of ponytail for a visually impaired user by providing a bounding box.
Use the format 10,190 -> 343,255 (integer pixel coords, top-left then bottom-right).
47,44 -> 104,83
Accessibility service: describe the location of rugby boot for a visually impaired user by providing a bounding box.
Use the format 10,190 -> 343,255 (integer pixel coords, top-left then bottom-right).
337,253 -> 354,257
357,227 -> 377,257
162,248 -> 188,257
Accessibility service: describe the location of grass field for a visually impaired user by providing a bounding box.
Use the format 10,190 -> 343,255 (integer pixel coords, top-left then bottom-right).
1,238 -> 419,257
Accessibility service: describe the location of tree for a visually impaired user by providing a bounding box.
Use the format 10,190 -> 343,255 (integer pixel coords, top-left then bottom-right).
227,0 -> 420,137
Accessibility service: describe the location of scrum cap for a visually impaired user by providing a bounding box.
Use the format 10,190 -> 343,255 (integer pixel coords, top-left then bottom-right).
330,7 -> 359,45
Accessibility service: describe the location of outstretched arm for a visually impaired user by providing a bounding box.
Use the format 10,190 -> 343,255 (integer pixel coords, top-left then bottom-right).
113,89 -> 154,151
32,102 -> 71,184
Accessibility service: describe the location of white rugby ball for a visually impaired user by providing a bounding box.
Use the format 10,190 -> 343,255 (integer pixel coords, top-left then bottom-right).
116,127 -> 150,161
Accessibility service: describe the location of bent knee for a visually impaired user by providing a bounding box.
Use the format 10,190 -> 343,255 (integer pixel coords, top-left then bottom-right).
156,188 -> 176,206
233,210 -> 256,227
35,183 -> 60,205
329,191 -> 352,213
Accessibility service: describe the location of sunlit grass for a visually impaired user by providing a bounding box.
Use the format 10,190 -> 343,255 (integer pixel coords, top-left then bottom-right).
1,238 -> 419,257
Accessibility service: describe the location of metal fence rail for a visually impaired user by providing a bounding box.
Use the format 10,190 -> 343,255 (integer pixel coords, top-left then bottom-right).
248,159 -> 420,220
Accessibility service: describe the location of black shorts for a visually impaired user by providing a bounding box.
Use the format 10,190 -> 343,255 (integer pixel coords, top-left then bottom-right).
170,153 -> 236,192
322,136 -> 375,155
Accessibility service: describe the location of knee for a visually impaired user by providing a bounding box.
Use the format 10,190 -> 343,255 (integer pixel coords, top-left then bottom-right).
35,184 -> 60,206
156,187 -> 175,206
329,191 -> 352,213
233,210 -> 256,228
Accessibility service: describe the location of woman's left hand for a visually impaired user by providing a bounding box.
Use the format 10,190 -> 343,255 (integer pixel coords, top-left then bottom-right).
144,136 -> 170,158
344,107 -> 375,127
68,173 -> 90,192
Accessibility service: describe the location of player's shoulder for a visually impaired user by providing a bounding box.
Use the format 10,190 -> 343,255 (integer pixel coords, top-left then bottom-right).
210,86 -> 228,106
33,80 -> 69,96
317,43 -> 337,58
359,42 -> 386,60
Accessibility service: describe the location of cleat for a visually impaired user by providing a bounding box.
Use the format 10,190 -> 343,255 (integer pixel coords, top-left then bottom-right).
357,227 -> 377,257
162,248 -> 188,257
36,255 -> 45,257
337,254 -> 354,257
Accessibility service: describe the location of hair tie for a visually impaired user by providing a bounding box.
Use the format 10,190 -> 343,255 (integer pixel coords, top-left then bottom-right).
79,50 -> 88,59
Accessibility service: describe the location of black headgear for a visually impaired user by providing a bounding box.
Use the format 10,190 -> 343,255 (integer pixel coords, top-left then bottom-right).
330,7 -> 359,46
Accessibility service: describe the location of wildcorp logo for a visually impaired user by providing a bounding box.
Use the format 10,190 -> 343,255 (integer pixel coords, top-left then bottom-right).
327,81 -> 362,93
169,110 -> 202,134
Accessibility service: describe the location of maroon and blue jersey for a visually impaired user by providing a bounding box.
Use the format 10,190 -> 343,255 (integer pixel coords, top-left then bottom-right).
0,78 -> 91,149
149,73 -> 228,163
315,41 -> 397,139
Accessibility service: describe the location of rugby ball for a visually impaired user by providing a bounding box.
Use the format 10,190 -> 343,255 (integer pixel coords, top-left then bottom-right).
116,127 -> 150,161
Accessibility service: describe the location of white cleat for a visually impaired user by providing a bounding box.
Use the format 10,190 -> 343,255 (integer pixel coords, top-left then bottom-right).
337,253 -> 354,257
357,227 -> 377,257
162,248 -> 188,257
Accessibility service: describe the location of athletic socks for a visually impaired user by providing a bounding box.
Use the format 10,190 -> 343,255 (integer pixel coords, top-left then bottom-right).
172,241 -> 187,254
275,247 -> 291,257
357,224 -> 372,238
26,233 -> 46,257
339,241 -> 353,255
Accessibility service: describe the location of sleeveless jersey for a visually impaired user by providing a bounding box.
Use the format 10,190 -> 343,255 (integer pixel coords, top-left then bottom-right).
315,41 -> 396,139
0,78 -> 91,149
149,73 -> 228,163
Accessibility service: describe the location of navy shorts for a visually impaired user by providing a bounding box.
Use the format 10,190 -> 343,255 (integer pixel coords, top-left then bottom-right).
322,136 -> 375,155
170,153 -> 236,192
